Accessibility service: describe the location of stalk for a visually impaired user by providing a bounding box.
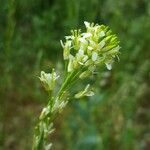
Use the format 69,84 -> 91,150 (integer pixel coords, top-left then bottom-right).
32,21 -> 121,150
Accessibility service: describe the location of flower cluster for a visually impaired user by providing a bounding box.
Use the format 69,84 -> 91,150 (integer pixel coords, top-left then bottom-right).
33,22 -> 121,150
39,69 -> 59,91
61,21 -> 120,73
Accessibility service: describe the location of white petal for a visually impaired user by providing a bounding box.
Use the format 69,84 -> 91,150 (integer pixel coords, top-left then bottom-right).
105,63 -> 112,70
69,54 -> 74,60
84,21 -> 90,28
113,45 -> 121,51
92,52 -> 98,61
79,37 -> 87,44
82,32 -> 92,38
54,75 -> 60,80
82,55 -> 88,62
60,40 -> 64,48
65,35 -> 74,40
86,91 -> 94,97
88,46 -> 93,50
78,49 -> 84,55
66,40 -> 72,47
99,40 -> 105,49
84,84 -> 90,92
68,55 -> 74,72
45,143 -> 52,150
47,74 -> 52,82
99,31 -> 105,37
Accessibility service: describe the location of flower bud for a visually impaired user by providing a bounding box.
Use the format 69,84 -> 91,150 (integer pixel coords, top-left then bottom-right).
75,84 -> 94,98
39,69 -> 59,91
79,70 -> 91,79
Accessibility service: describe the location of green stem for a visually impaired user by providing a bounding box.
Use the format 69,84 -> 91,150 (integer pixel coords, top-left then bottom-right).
56,71 -> 75,99
33,68 -> 83,150
32,71 -> 77,150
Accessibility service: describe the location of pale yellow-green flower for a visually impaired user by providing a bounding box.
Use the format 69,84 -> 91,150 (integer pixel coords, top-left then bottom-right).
33,21 -> 121,150
61,21 -> 120,73
39,69 -> 59,91
75,84 -> 94,98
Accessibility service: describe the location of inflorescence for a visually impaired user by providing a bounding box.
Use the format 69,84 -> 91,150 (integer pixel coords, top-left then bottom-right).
32,21 -> 120,150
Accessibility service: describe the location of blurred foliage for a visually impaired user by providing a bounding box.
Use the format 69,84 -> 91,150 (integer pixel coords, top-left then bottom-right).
0,0 -> 150,150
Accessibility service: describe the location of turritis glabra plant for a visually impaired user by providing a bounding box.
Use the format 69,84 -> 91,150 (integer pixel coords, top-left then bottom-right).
32,21 -> 121,150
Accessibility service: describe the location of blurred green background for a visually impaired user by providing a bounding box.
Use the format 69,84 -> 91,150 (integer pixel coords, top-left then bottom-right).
0,0 -> 150,149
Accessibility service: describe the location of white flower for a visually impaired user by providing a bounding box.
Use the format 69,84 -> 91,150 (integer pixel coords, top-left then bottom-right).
39,106 -> 50,119
99,40 -> 105,49
84,21 -> 90,28
76,49 -> 88,65
92,52 -> 98,61
65,35 -> 75,40
52,98 -> 68,113
79,37 -> 88,45
60,40 -> 64,48
82,32 -> 92,38
39,69 -> 59,91
68,54 -> 74,72
75,84 -> 94,98
113,45 -> 121,52
99,31 -> 105,37
45,143 -> 52,150
105,63 -> 112,70
88,46 -> 93,51
63,40 -> 72,60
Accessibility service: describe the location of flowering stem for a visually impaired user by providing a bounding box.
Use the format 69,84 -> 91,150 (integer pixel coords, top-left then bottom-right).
32,71 -> 78,150
32,21 -> 121,150
56,71 -> 76,99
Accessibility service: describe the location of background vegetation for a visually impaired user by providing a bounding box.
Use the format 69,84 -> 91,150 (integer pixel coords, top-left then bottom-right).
0,0 -> 150,149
